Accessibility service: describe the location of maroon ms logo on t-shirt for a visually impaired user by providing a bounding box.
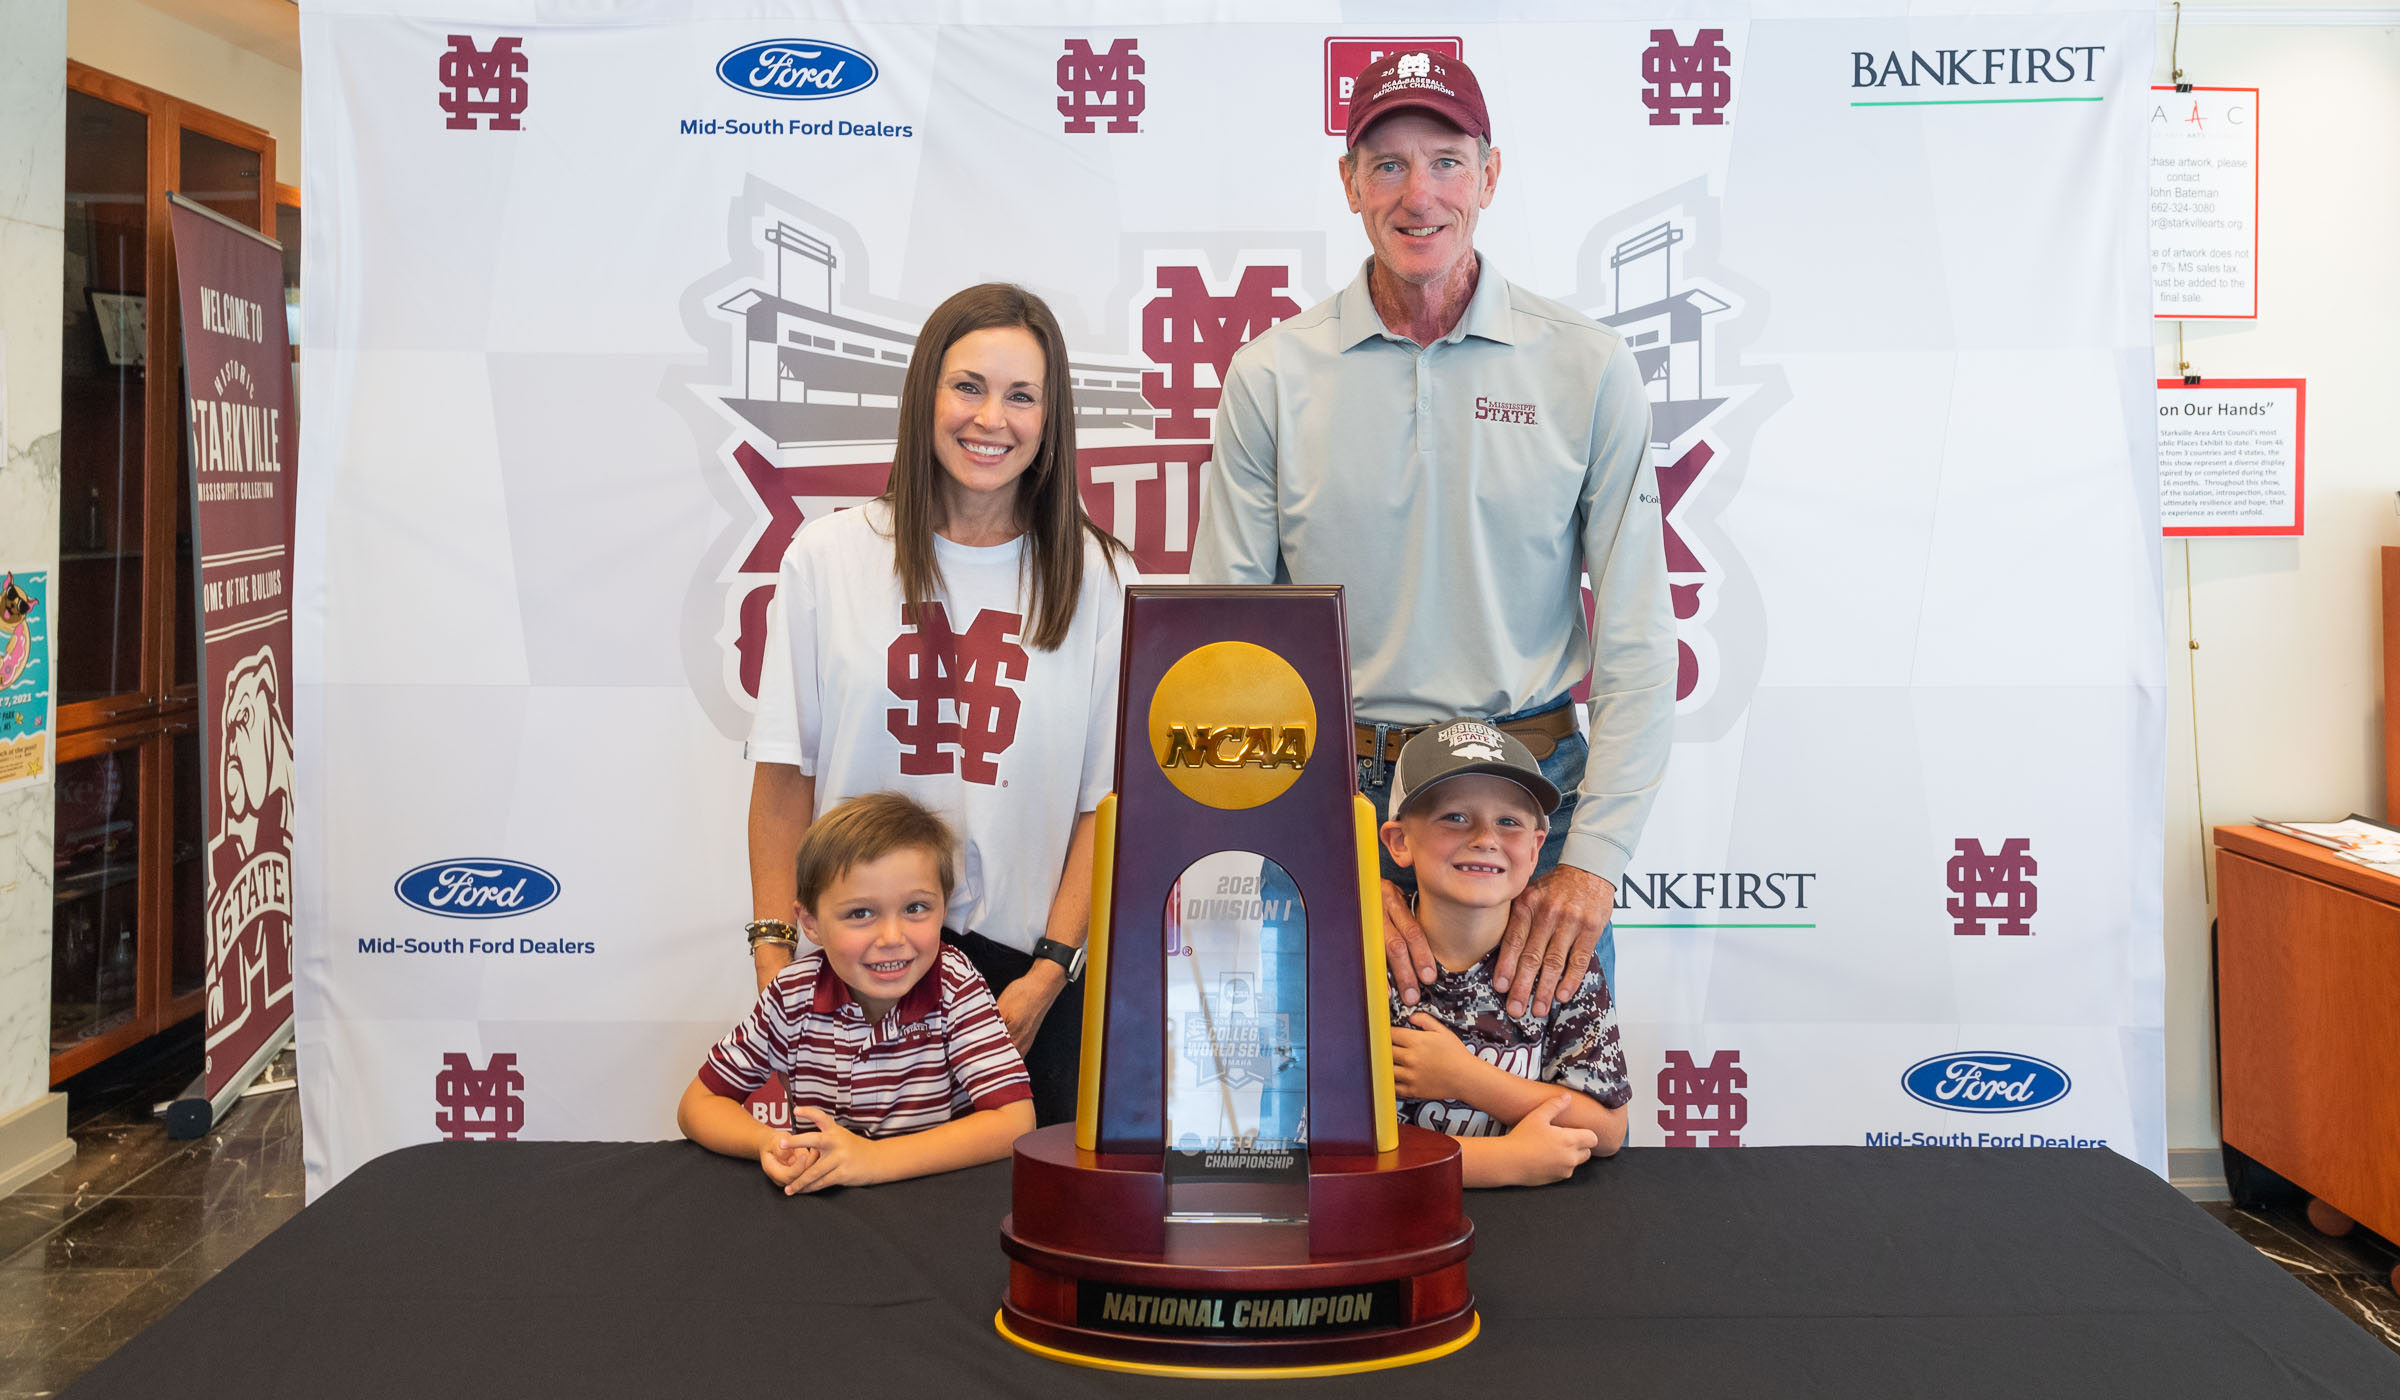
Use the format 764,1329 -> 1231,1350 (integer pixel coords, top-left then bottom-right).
886,603 -> 1028,784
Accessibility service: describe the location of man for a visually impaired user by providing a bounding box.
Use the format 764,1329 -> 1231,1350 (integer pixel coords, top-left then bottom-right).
1188,49 -> 1675,1021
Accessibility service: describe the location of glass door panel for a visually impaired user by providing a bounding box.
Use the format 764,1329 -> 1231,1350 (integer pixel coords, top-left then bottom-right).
177,128 -> 264,229
52,748 -> 146,1050
58,91 -> 149,707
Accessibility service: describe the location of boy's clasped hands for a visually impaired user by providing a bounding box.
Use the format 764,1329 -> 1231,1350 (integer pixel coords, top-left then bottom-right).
756,1107 -> 885,1195
1391,1011 -> 1604,1185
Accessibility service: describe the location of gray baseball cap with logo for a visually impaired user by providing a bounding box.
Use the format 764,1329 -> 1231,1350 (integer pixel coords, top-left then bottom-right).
1386,719 -> 1562,821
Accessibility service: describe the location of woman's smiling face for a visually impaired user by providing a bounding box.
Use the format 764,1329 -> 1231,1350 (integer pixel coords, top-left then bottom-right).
929,325 -> 1048,520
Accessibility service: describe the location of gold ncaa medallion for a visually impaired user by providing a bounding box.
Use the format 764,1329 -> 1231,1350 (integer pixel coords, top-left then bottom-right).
1147,641 -> 1315,810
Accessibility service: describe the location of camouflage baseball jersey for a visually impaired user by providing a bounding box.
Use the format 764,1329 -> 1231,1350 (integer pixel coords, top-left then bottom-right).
1391,946 -> 1632,1137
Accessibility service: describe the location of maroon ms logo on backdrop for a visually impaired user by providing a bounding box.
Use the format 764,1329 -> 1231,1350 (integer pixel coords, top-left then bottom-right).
1139,267 -> 1299,440
434,1053 -> 526,1140
439,35 -> 530,131
1657,1049 -> 1747,1146
1059,39 -> 1144,133
1640,29 -> 1734,126
1947,838 -> 2038,936
887,604 -> 1028,784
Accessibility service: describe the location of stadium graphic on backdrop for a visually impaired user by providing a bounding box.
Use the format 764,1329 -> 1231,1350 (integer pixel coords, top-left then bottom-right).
677,182 -> 1780,740
1572,191 -> 1785,736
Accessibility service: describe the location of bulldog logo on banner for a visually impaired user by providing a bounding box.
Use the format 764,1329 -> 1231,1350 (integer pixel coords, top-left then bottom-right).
205,648 -> 296,1053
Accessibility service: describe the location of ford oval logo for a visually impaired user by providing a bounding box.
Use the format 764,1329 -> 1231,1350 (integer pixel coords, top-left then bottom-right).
1901,1052 -> 2071,1114
716,39 -> 878,101
395,859 -> 560,920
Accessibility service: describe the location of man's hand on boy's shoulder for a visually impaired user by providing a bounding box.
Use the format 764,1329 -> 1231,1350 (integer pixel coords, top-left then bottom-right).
1492,866 -> 1614,1020
759,1130 -> 818,1193
1382,868 -> 1615,1019
783,1106 -> 889,1193
1389,1012 -> 1485,1105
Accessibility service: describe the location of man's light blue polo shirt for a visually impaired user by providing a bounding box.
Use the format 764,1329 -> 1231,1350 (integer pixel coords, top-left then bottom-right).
1189,257 -> 1675,886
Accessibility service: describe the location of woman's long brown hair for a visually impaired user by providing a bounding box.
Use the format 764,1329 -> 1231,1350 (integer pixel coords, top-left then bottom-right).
885,283 -> 1120,652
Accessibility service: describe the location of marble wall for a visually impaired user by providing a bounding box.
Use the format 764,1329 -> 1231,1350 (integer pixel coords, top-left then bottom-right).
0,1 -> 66,1116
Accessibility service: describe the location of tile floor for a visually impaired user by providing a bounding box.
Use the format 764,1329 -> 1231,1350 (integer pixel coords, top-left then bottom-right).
0,1037 -> 2392,1395
2200,1197 -> 2400,1355
0,1031 -> 301,1398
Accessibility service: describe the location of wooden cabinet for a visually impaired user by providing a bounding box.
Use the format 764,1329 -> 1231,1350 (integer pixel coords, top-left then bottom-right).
51,63 -> 273,1080
2214,825 -> 2400,1241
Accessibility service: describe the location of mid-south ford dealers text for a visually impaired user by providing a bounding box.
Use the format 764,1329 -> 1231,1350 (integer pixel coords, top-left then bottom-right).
679,117 -> 912,137
1865,1131 -> 2107,1148
359,937 -> 596,955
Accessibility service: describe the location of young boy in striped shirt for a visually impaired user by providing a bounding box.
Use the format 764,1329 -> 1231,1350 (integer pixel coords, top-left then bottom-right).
676,793 -> 1034,1192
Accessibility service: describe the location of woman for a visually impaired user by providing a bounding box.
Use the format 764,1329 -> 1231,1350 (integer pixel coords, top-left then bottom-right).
743,283 -> 1124,1127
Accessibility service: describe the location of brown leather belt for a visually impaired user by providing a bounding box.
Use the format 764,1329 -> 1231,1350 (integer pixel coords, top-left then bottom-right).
1353,703 -> 1576,764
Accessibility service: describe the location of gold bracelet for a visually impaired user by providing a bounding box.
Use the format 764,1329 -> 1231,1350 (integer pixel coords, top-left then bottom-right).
744,919 -> 799,952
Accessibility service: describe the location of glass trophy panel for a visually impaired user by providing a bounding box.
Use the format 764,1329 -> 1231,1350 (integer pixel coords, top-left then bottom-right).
1163,851 -> 1308,1223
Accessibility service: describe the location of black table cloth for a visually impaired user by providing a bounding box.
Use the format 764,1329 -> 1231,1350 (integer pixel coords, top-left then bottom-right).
67,1141 -> 2400,1398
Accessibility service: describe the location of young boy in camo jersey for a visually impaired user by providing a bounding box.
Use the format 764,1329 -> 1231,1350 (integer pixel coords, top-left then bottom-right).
1380,721 -> 1631,1187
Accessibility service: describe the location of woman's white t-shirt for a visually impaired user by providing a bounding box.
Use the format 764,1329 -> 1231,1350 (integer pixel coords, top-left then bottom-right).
747,501 -> 1124,954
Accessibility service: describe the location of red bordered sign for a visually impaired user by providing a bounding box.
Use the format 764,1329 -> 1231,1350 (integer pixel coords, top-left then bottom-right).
2158,377 -> 2304,538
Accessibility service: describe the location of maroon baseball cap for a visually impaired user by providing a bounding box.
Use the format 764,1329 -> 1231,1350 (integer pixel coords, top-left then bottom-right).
1344,49 -> 1491,149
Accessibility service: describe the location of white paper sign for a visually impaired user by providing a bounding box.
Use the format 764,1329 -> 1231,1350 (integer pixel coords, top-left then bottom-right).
2150,87 -> 2258,319
2158,380 -> 2304,536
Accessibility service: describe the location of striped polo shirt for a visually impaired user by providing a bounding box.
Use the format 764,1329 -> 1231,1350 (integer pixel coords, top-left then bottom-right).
697,944 -> 1030,1136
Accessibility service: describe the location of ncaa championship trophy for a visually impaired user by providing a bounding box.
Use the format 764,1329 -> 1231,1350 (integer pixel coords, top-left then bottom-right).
997,586 -> 1477,1377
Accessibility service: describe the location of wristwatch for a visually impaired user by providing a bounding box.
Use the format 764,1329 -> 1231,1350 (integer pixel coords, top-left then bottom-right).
1030,937 -> 1087,981
745,919 -> 799,952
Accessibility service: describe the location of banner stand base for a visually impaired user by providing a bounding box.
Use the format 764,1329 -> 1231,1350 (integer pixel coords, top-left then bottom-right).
163,1022 -> 293,1140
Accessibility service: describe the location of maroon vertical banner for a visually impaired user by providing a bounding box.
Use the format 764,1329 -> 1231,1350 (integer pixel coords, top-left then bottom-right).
167,194 -> 297,1103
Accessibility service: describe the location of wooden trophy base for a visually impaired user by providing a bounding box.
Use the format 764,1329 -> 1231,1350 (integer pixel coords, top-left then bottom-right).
997,1124 -> 1476,1377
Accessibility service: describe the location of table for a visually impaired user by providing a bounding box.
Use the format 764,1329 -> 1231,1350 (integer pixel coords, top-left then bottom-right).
2215,825 -> 2400,1247
66,1141 -> 2400,1399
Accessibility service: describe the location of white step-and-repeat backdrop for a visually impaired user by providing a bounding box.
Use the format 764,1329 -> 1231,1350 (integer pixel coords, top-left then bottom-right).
294,0 -> 2164,1194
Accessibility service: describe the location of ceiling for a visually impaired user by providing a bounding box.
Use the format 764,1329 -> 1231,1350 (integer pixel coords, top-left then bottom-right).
140,0 -> 299,71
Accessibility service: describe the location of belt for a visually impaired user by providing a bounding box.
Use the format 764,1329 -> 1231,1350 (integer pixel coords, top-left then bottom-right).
1354,703 -> 1576,767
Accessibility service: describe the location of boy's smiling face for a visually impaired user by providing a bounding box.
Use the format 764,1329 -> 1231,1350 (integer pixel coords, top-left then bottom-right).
797,846 -> 947,1021
1384,774 -> 1546,914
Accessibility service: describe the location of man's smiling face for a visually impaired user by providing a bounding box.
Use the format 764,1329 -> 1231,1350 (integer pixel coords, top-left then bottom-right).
1340,112 -> 1501,291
